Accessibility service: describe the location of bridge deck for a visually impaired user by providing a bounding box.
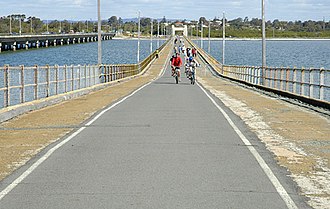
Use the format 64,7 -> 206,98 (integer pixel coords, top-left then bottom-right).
0,39 -> 328,208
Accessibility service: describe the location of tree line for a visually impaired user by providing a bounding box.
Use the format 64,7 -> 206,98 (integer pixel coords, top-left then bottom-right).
109,15 -> 330,38
0,14 -> 105,35
1,14 -> 329,38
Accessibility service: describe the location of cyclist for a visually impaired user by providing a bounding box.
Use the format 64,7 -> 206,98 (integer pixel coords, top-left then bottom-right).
187,56 -> 199,82
171,53 -> 182,81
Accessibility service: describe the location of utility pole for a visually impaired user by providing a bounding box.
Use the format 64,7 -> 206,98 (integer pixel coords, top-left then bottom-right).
201,21 -> 203,49
150,19 -> 153,53
97,0 -> 102,65
19,17 -> 22,35
208,20 -> 211,54
262,0 -> 266,84
30,17 -> 33,34
157,20 -> 160,48
9,15 -> 12,34
137,11 -> 140,64
196,24 -> 198,43
222,12 -> 225,66
86,20 -> 88,32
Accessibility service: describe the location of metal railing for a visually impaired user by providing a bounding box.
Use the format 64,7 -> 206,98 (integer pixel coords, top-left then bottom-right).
0,64 -> 100,108
221,65 -> 329,102
185,37 -> 330,105
0,37 -> 171,109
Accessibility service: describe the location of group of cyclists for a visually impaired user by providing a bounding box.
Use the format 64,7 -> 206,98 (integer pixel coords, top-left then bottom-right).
171,36 -> 199,84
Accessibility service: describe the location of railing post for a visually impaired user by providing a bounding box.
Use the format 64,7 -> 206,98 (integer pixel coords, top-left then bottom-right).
78,65 -> 81,89
286,67 -> 290,92
280,67 -> 284,91
242,67 -> 245,81
84,65 -> 87,88
108,66 -> 111,82
293,67 -> 297,94
71,65 -> 74,91
89,65 -> 92,86
64,64 -> 67,92
250,67 -> 253,84
55,65 -> 58,95
309,68 -> 314,99
301,67 -> 305,96
274,68 -> 278,89
320,68 -> 325,100
114,66 -> 117,80
34,65 -> 38,100
94,65 -> 97,85
272,67 -> 275,88
20,65 -> 25,104
4,65 -> 9,107
257,67 -> 261,85
46,65 -> 50,97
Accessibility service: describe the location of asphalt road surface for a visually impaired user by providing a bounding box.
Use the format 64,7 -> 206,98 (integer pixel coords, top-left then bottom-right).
0,56 -> 311,208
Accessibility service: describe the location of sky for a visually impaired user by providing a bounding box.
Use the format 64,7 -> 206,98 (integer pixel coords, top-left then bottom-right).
0,0 -> 329,21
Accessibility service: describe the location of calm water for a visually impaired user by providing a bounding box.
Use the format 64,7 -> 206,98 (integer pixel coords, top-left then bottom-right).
1,39 -> 329,69
1,39 -> 329,107
194,39 -> 330,69
0,39 -> 165,66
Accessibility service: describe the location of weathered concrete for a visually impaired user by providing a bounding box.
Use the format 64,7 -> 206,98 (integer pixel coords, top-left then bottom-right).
0,48 -> 310,209
0,37 -> 328,208
0,41 -> 172,182
195,57 -> 330,209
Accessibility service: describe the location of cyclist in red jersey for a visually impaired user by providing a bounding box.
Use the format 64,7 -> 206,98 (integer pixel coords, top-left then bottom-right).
171,53 -> 183,81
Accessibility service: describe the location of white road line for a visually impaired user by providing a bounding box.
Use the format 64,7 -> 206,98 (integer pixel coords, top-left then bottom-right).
0,46 -> 174,201
196,82 -> 298,209
0,81 -> 153,202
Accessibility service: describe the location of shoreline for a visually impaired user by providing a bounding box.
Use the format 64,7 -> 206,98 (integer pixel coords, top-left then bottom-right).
190,37 -> 330,41
112,36 -> 169,41
113,35 -> 330,41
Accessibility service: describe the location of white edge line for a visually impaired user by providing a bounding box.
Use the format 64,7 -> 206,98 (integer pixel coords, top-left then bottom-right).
0,80 -> 153,202
0,45 -> 171,201
196,82 -> 298,209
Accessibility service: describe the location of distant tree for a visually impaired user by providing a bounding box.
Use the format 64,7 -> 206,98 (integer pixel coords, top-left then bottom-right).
250,18 -> 262,27
108,16 -> 118,27
229,18 -> 243,28
118,17 -> 123,25
140,18 -> 151,27
199,17 -> 208,25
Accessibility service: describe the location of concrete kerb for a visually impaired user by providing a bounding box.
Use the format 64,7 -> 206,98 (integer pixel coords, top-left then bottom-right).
0,38 -> 173,124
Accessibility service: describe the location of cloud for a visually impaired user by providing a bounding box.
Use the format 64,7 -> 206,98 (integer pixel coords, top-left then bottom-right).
0,0 -> 329,21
